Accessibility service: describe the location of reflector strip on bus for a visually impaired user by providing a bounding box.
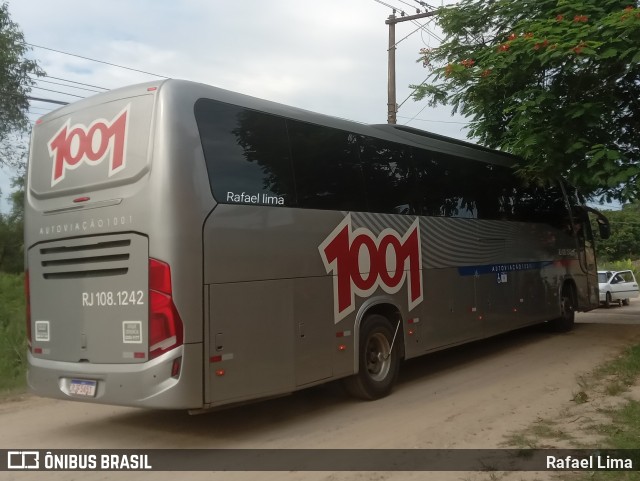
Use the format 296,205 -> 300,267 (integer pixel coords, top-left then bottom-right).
210,353 -> 234,363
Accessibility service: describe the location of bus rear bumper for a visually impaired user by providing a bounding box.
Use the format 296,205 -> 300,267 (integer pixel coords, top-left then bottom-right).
26,343 -> 203,410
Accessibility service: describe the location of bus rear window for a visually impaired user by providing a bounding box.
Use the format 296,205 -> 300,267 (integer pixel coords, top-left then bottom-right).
194,99 -> 295,207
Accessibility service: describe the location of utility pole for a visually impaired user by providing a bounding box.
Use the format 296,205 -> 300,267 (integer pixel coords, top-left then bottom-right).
386,11 -> 438,124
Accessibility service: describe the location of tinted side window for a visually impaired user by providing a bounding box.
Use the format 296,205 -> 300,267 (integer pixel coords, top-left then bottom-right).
359,137 -> 413,214
359,139 -> 479,218
194,99 -> 295,206
511,183 -> 567,227
287,120 -> 367,211
410,149 -> 478,218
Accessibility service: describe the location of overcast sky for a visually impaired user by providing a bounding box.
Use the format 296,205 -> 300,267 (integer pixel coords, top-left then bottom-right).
2,0 -> 465,211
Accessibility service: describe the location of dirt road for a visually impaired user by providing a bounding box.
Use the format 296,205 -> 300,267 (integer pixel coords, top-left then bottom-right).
2,303 -> 640,481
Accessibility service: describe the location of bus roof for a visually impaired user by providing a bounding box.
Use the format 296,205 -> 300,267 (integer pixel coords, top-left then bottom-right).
38,78 -> 518,168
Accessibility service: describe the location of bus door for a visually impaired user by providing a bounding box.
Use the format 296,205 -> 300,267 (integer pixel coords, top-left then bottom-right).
571,206 -> 610,309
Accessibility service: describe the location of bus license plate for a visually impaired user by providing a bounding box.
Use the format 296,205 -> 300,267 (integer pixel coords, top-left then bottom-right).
69,379 -> 97,397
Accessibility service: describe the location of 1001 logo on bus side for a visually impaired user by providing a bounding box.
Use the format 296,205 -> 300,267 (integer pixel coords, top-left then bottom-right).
319,214 -> 424,323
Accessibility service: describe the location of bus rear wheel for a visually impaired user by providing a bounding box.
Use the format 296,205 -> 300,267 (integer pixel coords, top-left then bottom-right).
343,314 -> 400,400
549,285 -> 576,332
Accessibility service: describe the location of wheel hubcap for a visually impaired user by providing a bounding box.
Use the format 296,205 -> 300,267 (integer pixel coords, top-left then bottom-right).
366,332 -> 391,382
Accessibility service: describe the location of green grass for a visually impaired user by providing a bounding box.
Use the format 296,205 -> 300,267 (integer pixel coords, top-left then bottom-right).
503,341 -> 640,480
0,272 -> 27,394
593,344 -> 640,389
604,400 -> 640,449
556,344 -> 640,481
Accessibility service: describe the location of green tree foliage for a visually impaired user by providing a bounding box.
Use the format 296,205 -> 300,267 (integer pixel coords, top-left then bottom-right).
0,172 -> 25,273
0,2 -> 44,168
0,3 -> 42,272
596,202 -> 640,260
414,0 -> 640,202
0,272 -> 26,392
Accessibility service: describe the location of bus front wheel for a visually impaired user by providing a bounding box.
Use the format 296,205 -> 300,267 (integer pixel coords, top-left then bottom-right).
343,314 -> 400,400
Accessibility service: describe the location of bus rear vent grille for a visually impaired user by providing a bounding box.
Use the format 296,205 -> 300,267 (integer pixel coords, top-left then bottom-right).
39,239 -> 131,279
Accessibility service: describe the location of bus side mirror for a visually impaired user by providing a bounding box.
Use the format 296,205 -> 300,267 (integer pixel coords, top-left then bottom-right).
583,206 -> 610,240
598,221 -> 610,240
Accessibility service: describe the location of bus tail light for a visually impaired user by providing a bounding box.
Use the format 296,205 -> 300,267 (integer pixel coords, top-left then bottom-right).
149,259 -> 184,360
25,271 -> 32,351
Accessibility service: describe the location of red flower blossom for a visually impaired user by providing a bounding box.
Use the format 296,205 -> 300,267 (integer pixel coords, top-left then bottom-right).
508,33 -> 517,41
556,14 -> 564,21
460,58 -> 475,68
498,44 -> 510,52
573,15 -> 588,22
624,5 -> 634,11
481,69 -> 492,78
534,39 -> 550,51
572,41 -> 586,54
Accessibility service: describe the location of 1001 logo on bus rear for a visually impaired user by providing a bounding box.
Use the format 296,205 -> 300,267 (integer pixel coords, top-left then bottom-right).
319,215 -> 424,323
47,105 -> 130,187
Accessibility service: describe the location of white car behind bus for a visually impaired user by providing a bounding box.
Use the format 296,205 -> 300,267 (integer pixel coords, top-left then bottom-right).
598,270 -> 640,307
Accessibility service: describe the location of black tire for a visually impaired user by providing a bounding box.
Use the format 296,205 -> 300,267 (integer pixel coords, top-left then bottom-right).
343,314 -> 401,400
549,285 -> 576,332
622,298 -> 630,306
604,292 -> 612,308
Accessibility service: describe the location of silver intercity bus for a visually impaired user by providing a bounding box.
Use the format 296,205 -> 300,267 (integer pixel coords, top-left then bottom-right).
24,79 -> 610,410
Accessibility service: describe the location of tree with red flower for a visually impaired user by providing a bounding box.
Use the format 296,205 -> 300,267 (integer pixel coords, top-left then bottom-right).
412,0 -> 640,201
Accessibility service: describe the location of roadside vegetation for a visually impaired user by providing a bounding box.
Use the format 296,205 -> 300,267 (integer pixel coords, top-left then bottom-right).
503,341 -> 640,481
599,259 -> 640,281
0,272 -> 26,394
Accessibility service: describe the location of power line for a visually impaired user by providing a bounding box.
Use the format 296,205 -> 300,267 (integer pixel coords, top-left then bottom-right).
396,0 -> 427,13
412,19 -> 443,43
393,21 -> 431,47
397,115 -> 468,125
35,78 -> 103,94
28,74 -> 109,106
417,23 -> 444,44
397,76 -> 429,110
412,0 -> 437,11
373,0 -> 405,14
32,86 -> 85,99
0,89 -> 70,106
27,96 -> 69,106
401,102 -> 430,125
28,106 -> 55,113
41,75 -> 108,91
24,42 -> 169,79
